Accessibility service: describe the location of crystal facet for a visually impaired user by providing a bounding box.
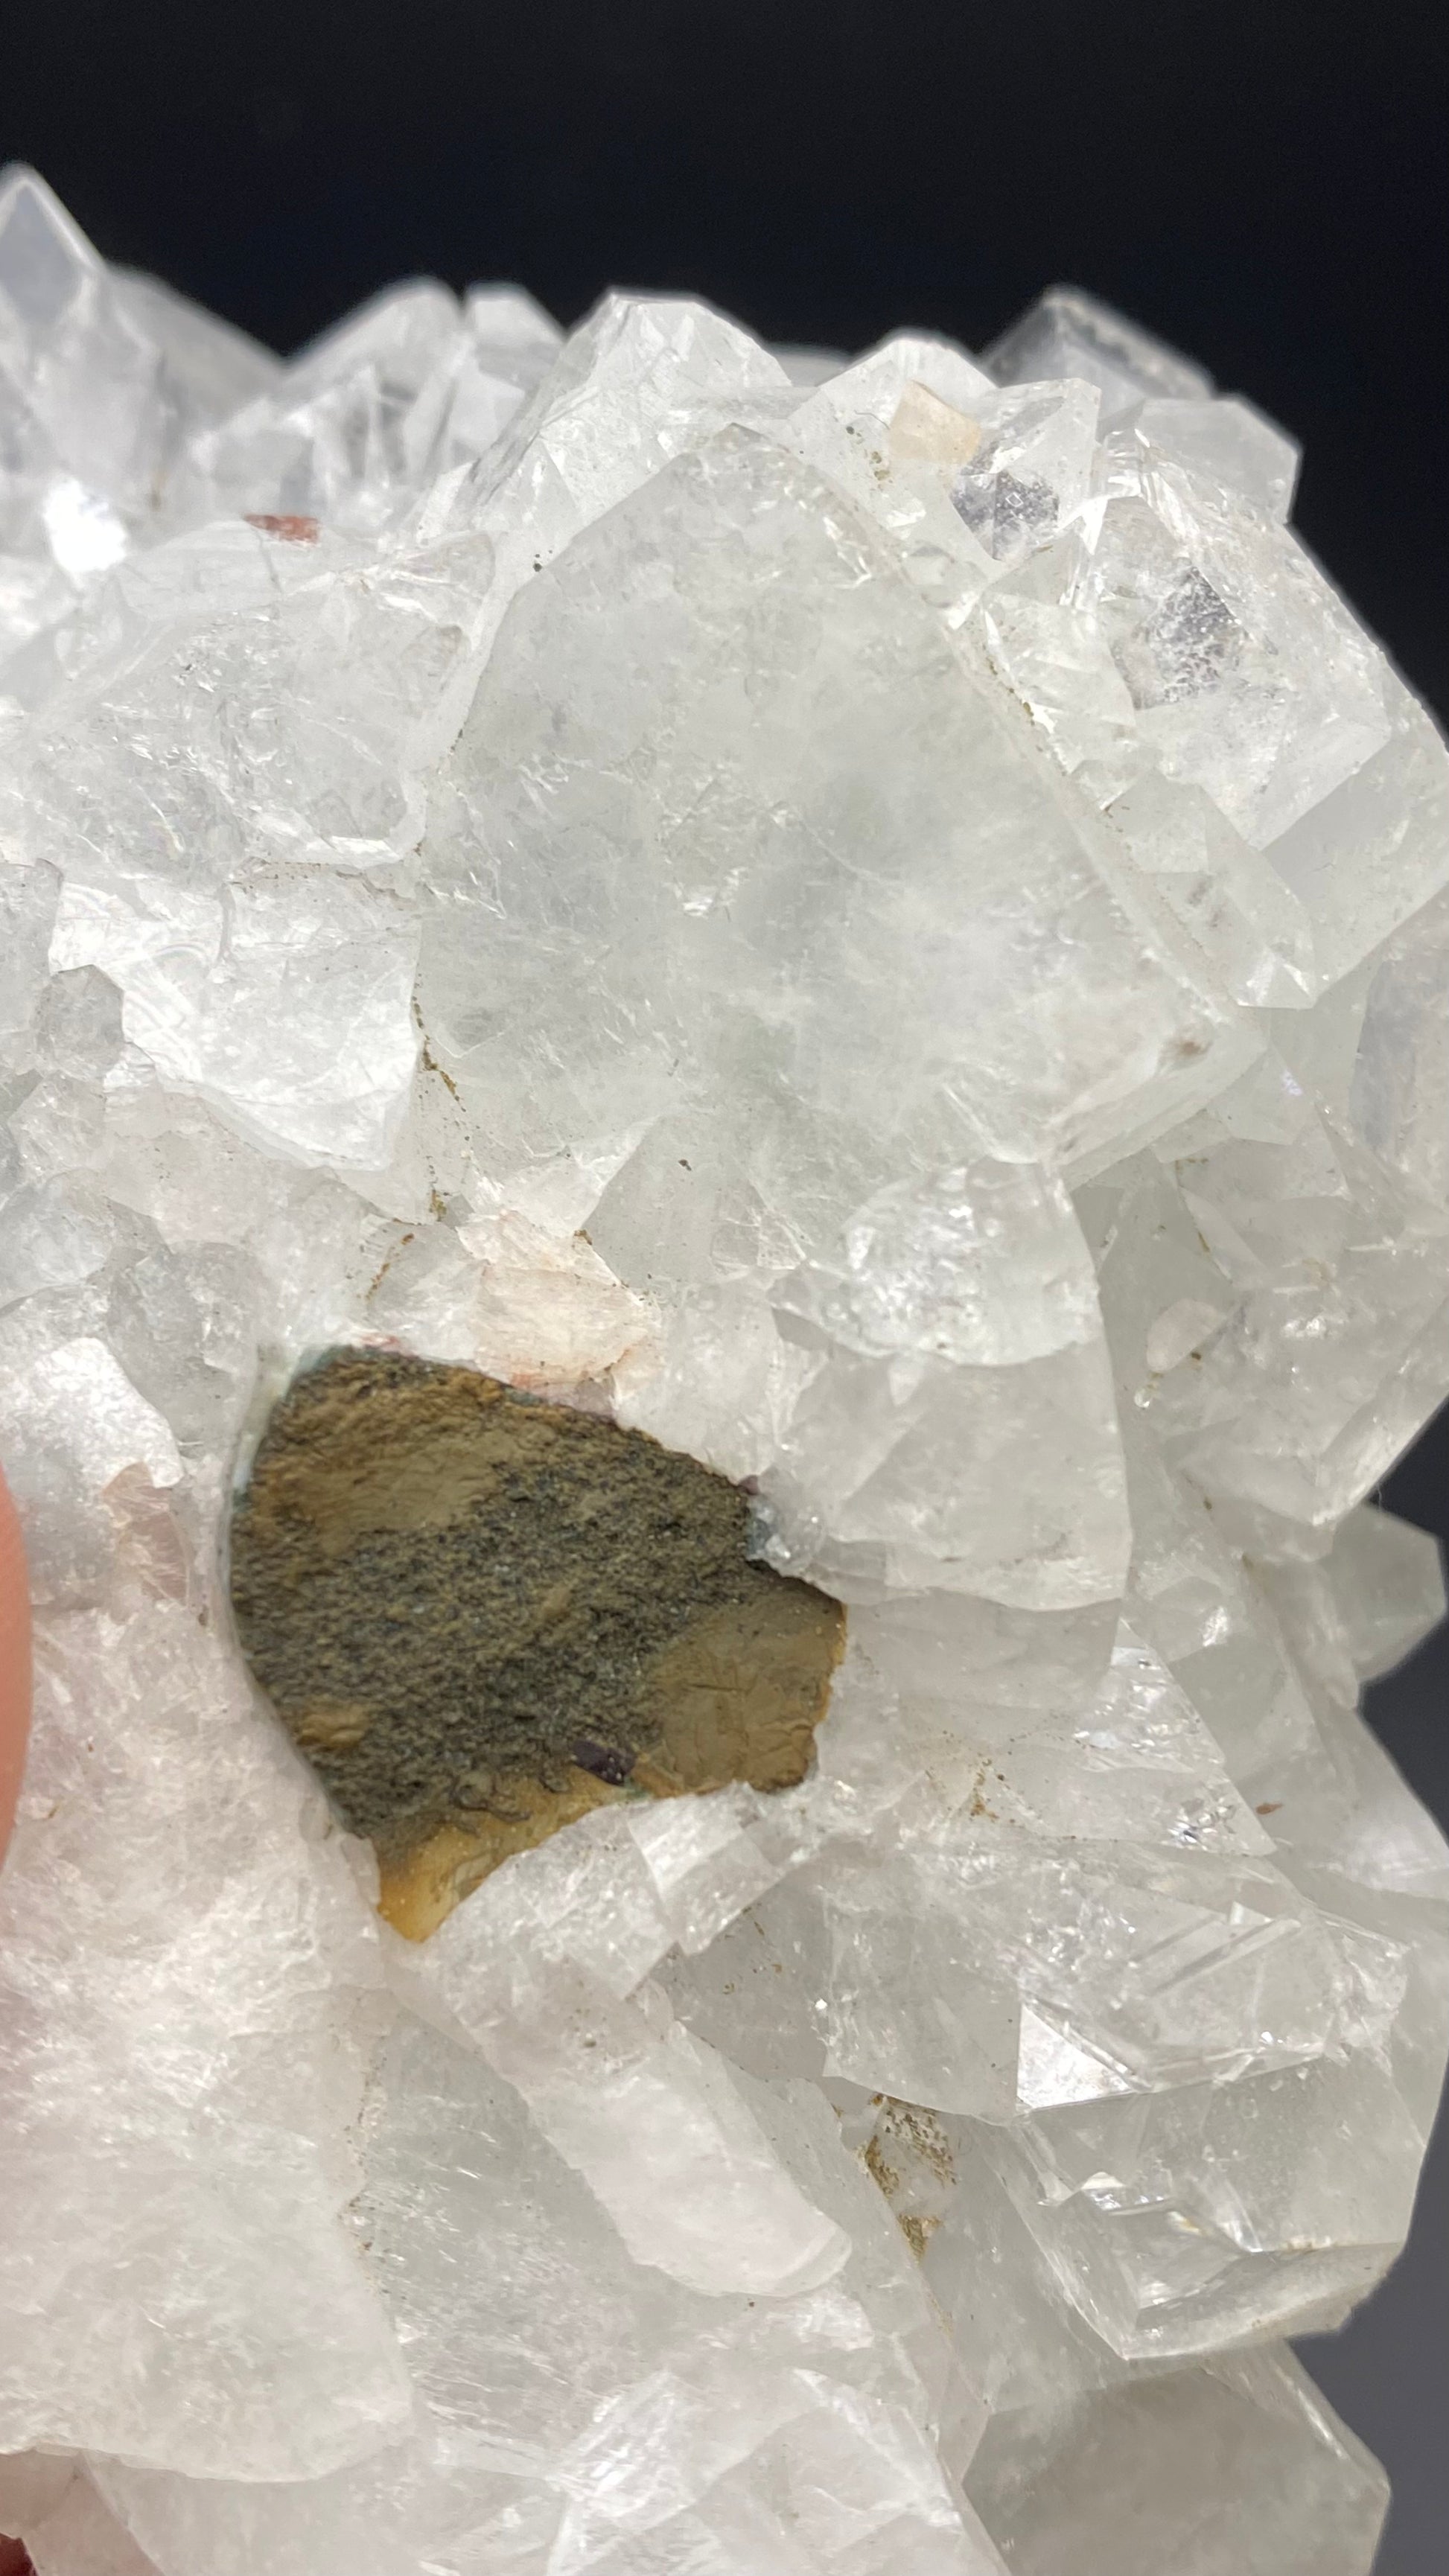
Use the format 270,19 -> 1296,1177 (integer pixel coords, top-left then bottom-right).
1,173 -> 1445,2575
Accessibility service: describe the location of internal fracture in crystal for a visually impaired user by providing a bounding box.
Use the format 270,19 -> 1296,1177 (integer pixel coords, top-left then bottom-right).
1,159 -> 1446,2576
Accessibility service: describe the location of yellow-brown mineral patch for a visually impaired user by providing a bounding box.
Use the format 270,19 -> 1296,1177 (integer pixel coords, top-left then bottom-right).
229,1348 -> 844,1937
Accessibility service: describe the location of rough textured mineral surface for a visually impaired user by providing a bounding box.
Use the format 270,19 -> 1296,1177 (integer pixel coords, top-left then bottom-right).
1,162 -> 1447,2575
229,1347 -> 844,1935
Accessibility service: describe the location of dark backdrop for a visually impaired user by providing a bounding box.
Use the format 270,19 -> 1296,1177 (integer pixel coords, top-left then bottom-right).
5,7 -> 1448,2569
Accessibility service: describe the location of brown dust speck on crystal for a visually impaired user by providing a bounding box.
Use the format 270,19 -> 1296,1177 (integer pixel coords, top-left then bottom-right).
228,1350 -> 845,1937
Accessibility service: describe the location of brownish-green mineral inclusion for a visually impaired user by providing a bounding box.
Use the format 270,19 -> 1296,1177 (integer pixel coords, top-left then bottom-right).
229,1349 -> 845,1905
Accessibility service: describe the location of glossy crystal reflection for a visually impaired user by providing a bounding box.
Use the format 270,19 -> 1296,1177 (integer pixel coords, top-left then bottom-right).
1,163 -> 1446,2575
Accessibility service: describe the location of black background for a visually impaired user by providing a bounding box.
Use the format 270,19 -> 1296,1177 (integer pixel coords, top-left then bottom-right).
4,5 -> 1448,2568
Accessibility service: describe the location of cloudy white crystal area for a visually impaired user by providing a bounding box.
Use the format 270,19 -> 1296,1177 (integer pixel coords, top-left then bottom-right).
1,163 -> 1447,2575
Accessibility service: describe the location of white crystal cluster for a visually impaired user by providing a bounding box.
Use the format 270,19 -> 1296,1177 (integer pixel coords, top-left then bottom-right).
1,163 -> 1447,2575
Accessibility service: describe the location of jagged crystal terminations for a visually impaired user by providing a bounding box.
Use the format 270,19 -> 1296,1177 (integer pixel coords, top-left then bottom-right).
1,165 -> 1447,2576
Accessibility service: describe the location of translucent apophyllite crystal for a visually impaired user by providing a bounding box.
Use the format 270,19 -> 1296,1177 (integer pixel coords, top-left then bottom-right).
1,162 -> 1445,2575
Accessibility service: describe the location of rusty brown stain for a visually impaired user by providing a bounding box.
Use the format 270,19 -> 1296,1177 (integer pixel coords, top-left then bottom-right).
229,1349 -> 844,1937
245,512 -> 322,543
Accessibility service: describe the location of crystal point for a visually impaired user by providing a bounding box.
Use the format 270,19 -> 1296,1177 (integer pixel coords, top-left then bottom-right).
0,180 -> 1443,2576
